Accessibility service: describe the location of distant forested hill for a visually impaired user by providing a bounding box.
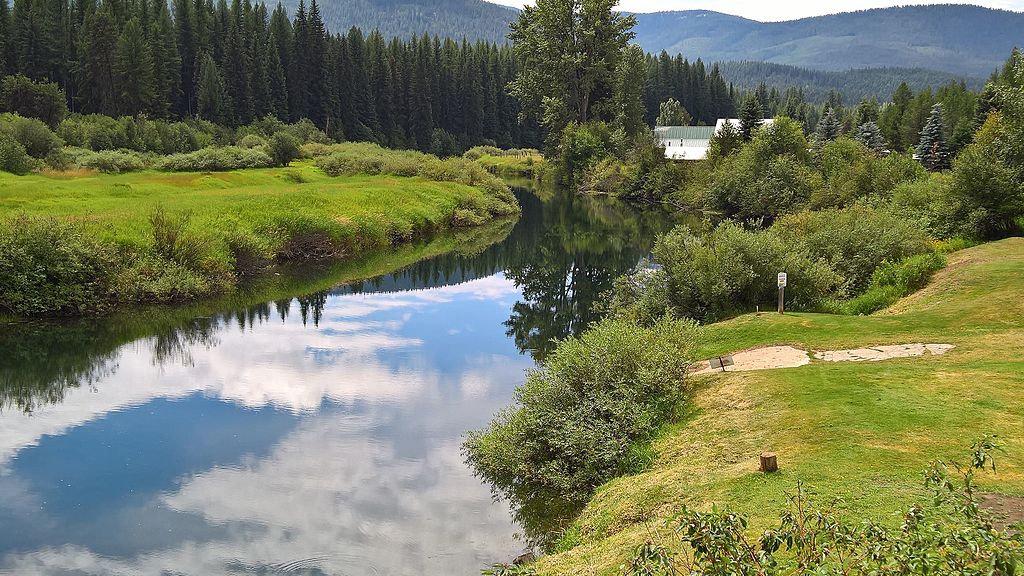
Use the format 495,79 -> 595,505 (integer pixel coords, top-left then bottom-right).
278,0 -> 516,43
717,62 -> 984,103
632,5 -> 1024,77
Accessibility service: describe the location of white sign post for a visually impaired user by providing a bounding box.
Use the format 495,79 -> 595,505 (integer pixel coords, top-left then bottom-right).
777,273 -> 788,314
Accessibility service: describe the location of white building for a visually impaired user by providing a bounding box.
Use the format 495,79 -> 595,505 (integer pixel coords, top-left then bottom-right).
655,118 -> 776,160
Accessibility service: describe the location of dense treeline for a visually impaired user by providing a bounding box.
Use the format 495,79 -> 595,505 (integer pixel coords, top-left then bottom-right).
0,0 -> 743,156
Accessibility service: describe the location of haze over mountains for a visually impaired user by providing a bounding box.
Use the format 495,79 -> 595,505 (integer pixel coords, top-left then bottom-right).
286,0 -> 1022,97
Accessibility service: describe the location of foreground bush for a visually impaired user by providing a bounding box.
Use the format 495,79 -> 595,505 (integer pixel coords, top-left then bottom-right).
0,132 -> 33,174
833,252 -> 946,315
624,438 -> 1023,576
464,316 -> 698,545
64,148 -> 150,173
0,113 -> 63,159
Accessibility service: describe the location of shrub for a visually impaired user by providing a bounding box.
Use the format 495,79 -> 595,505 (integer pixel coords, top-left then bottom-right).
237,133 -> 267,149
158,146 -> 274,172
0,132 -> 33,174
0,216 -> 115,315
70,148 -> 149,173
464,316 -> 698,544
620,222 -> 840,323
835,252 -> 946,315
0,74 -> 68,128
557,121 -> 614,180
267,132 -> 300,167
463,145 -> 503,160
772,206 -> 932,294
0,113 -> 63,158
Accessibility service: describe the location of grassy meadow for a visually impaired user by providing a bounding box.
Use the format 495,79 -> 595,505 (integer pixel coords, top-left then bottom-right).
0,155 -> 520,316
538,238 -> 1024,574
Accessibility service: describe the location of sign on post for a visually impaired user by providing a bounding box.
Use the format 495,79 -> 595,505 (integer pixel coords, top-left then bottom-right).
777,273 -> 787,314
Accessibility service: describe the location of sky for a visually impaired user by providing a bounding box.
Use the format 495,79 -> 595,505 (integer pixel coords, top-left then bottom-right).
484,0 -> 1024,22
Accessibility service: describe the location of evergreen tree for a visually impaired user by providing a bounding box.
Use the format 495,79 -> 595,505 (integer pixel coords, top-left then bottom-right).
114,18 -> 156,115
655,97 -> 690,126
79,4 -> 118,114
855,121 -> 887,154
916,103 -> 951,171
12,0 -> 57,80
854,97 -> 880,126
0,0 -> 11,74
613,44 -> 647,139
304,0 -> 327,125
738,93 -> 762,140
151,0 -> 181,117
195,51 -> 228,123
173,0 -> 196,114
222,14 -> 252,124
264,30 -> 288,120
815,106 -> 842,144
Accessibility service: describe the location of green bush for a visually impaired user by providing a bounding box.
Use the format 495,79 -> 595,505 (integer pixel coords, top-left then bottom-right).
463,145 -> 503,160
237,133 -> 267,149
0,74 -> 68,128
0,132 -> 33,174
618,222 -> 841,323
464,316 -> 698,543
0,113 -> 63,158
772,205 -> 932,294
557,121 -> 614,180
0,217 -> 115,315
158,146 -> 274,172
67,148 -> 149,173
57,114 -> 213,154
267,132 -> 301,167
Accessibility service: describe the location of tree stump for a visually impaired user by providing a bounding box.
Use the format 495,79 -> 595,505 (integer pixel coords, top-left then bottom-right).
760,452 -> 779,473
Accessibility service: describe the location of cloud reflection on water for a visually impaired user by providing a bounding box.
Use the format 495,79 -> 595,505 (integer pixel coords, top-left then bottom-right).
0,274 -> 529,575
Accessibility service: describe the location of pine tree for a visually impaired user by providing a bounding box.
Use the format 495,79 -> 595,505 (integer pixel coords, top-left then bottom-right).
0,0 -> 11,75
114,18 -> 156,115
916,103 -> 951,171
655,98 -> 690,126
150,0 -> 181,117
265,31 -> 288,120
287,0 -> 307,120
738,93 -> 762,140
815,107 -> 842,145
304,0 -> 327,126
12,0 -> 57,80
173,0 -> 196,115
222,14 -> 251,124
79,4 -> 118,114
855,121 -> 887,154
195,51 -> 228,123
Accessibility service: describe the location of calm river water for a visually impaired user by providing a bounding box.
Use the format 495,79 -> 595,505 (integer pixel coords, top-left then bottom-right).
0,185 -> 673,575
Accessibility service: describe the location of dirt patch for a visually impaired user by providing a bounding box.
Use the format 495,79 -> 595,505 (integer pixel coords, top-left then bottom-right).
692,346 -> 810,375
815,343 -> 955,362
981,493 -> 1024,530
693,343 -> 955,376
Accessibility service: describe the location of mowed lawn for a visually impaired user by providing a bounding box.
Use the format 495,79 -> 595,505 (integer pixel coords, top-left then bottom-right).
540,238 -> 1024,575
0,161 -> 491,251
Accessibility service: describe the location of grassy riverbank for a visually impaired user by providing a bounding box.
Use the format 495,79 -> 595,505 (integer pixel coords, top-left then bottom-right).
537,238 -> 1024,574
0,158 -> 519,316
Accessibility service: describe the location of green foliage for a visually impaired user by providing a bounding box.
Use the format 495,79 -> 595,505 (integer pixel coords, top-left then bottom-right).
57,114 -> 216,154
267,132 -> 301,167
0,74 -> 68,128
916,103 -> 951,171
738,94 -> 763,140
509,0 -> 636,145
464,315 -> 698,545
0,130 -> 32,174
617,222 -> 840,323
68,148 -> 149,174
854,121 -> 886,153
624,439 -> 1024,575
655,98 -> 690,127
557,121 -> 614,180
158,146 -> 275,172
773,206 -> 932,294
0,217 -> 115,315
0,113 -> 62,158
814,106 -> 842,145
614,45 -> 648,139
834,252 -> 946,315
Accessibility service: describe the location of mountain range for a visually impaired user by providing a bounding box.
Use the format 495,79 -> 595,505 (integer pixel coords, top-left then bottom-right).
284,1 -> 1022,86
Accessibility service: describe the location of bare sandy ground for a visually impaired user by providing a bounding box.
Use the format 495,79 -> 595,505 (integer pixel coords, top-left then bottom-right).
693,343 -> 955,375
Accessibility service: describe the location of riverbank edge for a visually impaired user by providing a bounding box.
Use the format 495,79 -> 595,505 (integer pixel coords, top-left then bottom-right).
0,166 -> 521,319
531,238 -> 1024,574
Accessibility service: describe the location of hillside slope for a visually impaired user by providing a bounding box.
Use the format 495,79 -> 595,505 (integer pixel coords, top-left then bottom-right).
537,238 -> 1024,574
633,5 -> 1023,77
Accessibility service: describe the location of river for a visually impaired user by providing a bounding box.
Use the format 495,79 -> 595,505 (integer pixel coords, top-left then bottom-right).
0,185 -> 674,575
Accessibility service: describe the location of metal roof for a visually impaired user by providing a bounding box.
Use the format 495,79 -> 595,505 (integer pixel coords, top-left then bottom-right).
654,126 -> 717,140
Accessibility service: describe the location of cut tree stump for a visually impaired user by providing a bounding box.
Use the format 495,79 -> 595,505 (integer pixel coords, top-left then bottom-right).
760,452 -> 779,473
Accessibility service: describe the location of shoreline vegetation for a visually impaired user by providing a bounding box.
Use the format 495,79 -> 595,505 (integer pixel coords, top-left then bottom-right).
0,139 -> 520,318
